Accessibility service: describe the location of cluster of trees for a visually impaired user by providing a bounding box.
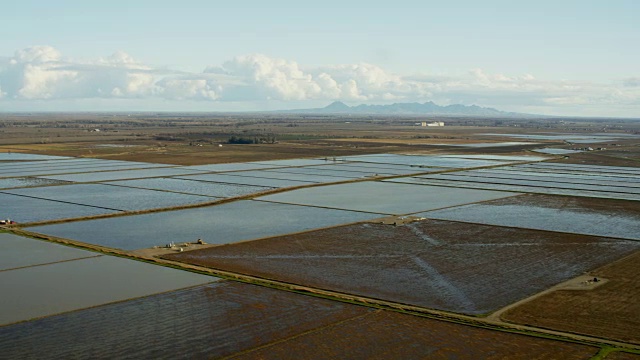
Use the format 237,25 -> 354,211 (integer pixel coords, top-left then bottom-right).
228,135 -> 277,144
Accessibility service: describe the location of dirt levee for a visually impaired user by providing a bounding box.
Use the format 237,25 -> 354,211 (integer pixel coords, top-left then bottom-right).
503,250 -> 640,344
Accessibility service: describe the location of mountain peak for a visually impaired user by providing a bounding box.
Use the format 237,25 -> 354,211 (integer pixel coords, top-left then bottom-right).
284,100 -> 529,117
324,101 -> 351,111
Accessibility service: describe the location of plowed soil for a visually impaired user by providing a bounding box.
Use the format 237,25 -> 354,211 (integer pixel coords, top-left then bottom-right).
231,310 -> 599,360
606,352 -> 640,360
165,220 -> 640,314
503,250 -> 640,344
0,281 -> 371,359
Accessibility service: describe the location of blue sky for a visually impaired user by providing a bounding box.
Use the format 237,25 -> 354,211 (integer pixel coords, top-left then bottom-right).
1,0 -> 638,116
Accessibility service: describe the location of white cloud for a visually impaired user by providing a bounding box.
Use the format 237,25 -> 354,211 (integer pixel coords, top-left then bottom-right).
155,78 -> 219,100
220,54 -> 324,100
13,46 -> 61,64
0,45 -> 639,117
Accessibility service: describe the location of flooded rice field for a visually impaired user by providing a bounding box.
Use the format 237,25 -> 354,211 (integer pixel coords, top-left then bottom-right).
339,154 -> 513,168
519,162 -> 640,175
474,168 -> 640,184
258,181 -> 518,215
0,160 -> 169,178
5,183 -> 213,211
388,177 -> 640,201
0,192 -> 120,223
422,173 -> 640,194
433,142 -> 539,148
438,154 -> 548,161
0,233 -> 96,271
223,169 -> 341,184
0,177 -> 69,190
253,158 -> 342,167
482,133 -> 619,142
533,148 -> 584,155
105,178 -> 274,198
181,162 -> 283,172
264,167 -> 386,179
0,254 -> 215,325
28,200 -> 381,250
39,167 -> 206,182
310,163 -> 436,176
165,220 -> 640,314
178,173 -> 312,188
0,153 -> 71,161
329,161 -> 439,172
0,281 -> 370,359
422,194 -> 640,240
0,158 -> 96,171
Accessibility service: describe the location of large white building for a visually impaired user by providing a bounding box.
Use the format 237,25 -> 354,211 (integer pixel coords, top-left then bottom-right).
420,121 -> 445,127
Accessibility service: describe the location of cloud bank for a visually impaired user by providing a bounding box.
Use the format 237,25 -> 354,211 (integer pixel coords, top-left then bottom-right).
0,46 -> 638,116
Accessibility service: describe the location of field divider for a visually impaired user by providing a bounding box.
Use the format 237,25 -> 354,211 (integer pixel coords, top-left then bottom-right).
0,254 -> 103,273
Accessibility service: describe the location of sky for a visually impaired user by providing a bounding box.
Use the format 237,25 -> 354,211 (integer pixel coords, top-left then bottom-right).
0,0 -> 638,117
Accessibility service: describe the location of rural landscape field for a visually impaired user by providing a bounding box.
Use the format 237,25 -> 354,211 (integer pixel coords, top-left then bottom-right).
1,113 -> 640,358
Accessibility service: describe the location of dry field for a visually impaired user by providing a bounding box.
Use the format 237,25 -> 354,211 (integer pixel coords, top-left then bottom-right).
231,310 -> 599,359
503,250 -> 640,344
164,220 -> 639,314
552,147 -> 640,167
7,113 -> 634,165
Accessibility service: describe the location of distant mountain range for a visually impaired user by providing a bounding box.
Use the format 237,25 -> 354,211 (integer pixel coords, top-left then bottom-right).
284,101 -> 531,117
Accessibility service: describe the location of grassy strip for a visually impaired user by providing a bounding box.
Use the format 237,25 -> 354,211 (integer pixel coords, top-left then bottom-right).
591,347 -> 616,360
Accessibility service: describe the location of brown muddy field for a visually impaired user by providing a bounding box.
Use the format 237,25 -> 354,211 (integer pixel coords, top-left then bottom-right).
231,310 -> 599,360
551,140 -> 640,167
0,281 -> 371,359
503,250 -> 640,344
514,194 -> 640,215
606,351 -> 640,360
0,114 -> 580,165
165,220 -> 640,315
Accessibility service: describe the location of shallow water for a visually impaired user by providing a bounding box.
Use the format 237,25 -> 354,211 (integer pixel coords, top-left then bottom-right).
6,183 -> 213,211
0,255 -> 215,325
106,178 -> 274,198
181,162 -> 281,172
0,153 -> 71,161
41,167 -> 206,182
533,148 -> 583,155
0,281 -> 366,359
386,177 -> 640,201
28,200 -> 380,250
423,203 -> 640,240
439,154 -> 548,161
227,169 -> 342,183
178,173 -> 311,188
258,181 -> 518,215
0,192 -> 120,223
421,173 -> 640,194
340,154 -> 512,168
252,158 -> 340,167
0,233 -> 97,271
0,177 -> 69,189
435,142 -> 539,148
